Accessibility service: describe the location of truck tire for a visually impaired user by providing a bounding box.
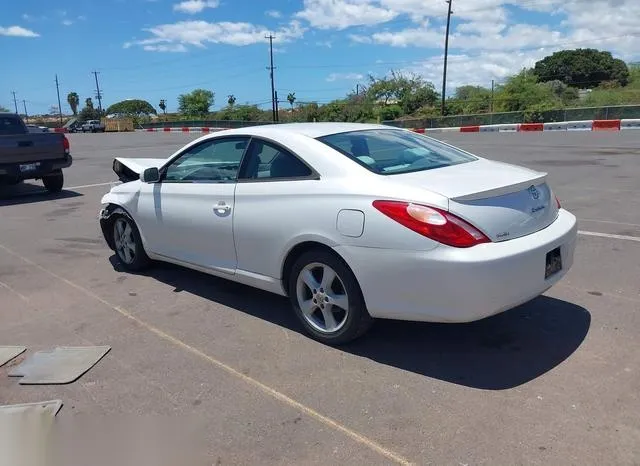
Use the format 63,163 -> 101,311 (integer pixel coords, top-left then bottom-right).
43,170 -> 64,193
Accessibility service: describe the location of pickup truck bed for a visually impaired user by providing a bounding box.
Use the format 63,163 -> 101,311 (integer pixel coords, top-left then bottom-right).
0,113 -> 72,193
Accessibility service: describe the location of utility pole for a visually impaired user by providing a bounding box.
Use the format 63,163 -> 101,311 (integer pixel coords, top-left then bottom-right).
92,71 -> 103,114
22,100 -> 28,123
441,0 -> 453,116
491,79 -> 495,113
274,90 -> 279,118
265,33 -> 277,122
356,84 -> 359,95
11,91 -> 18,114
55,74 -> 63,125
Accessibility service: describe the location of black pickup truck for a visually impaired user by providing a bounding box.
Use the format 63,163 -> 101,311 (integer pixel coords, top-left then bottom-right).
0,112 -> 72,193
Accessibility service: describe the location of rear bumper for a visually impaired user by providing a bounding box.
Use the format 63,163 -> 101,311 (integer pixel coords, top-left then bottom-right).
334,209 -> 578,323
0,154 -> 73,181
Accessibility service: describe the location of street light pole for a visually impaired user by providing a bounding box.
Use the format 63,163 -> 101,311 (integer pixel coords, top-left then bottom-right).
441,0 -> 453,116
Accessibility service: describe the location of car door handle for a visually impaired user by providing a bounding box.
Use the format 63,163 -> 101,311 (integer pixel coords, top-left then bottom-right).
213,202 -> 231,214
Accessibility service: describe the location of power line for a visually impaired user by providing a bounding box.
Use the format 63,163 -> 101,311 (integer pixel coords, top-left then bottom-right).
11,91 -> 18,114
266,33 -> 277,122
442,0 -> 453,115
55,74 -> 63,125
92,71 -> 103,113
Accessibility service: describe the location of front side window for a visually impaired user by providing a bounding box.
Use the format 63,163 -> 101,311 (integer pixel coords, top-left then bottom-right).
317,129 -> 477,175
163,137 -> 249,182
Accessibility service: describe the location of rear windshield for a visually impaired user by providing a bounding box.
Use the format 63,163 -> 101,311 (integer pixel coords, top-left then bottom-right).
317,129 -> 477,175
0,115 -> 26,135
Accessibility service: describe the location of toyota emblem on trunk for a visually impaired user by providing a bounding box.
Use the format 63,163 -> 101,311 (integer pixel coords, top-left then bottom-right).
528,185 -> 540,200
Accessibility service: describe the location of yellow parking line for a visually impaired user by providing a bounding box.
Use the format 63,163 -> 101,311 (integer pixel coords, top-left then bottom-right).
0,243 -> 413,466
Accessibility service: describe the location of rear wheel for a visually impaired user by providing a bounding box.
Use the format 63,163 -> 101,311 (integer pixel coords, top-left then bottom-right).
42,170 -> 64,193
112,215 -> 150,271
288,249 -> 373,345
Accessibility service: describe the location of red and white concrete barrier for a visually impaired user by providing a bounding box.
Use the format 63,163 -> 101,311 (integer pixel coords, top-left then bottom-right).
410,119 -> 640,134
543,122 -> 568,131
621,119 -> 640,130
141,127 -> 225,133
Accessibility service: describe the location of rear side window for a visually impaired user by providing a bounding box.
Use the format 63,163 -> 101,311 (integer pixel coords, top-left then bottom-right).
239,139 -> 313,180
0,116 -> 25,135
317,129 -> 477,175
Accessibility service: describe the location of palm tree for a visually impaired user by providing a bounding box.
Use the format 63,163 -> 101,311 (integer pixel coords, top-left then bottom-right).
159,99 -> 166,114
227,94 -> 236,108
287,92 -> 296,112
67,92 -> 79,116
85,97 -> 94,109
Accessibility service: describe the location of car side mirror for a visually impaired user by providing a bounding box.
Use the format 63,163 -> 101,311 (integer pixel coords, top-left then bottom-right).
141,167 -> 160,183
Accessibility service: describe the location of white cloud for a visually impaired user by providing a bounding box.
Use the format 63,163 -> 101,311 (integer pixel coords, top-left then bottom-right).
266,10 -> 282,18
62,19 -> 73,26
408,50 -> 548,94
295,0 -> 397,30
326,72 -> 364,82
143,43 -> 188,52
173,0 -> 220,14
126,20 -> 306,50
0,26 -> 40,37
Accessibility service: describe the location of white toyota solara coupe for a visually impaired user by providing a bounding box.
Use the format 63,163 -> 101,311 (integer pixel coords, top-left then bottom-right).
99,123 -> 577,345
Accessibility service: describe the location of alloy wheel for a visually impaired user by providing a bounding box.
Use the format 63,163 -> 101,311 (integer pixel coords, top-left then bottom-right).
113,218 -> 136,265
296,262 -> 349,334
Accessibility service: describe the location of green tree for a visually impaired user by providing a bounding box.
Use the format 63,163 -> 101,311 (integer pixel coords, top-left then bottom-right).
106,99 -> 157,117
227,94 -> 236,108
0,105 -> 9,112
287,92 -> 296,112
85,97 -> 94,109
67,92 -> 79,116
539,80 -> 579,105
178,89 -> 215,116
448,85 -> 492,114
365,71 -> 439,116
494,69 -> 559,112
216,104 -> 265,121
159,99 -> 167,114
79,106 -> 101,121
533,48 -> 630,88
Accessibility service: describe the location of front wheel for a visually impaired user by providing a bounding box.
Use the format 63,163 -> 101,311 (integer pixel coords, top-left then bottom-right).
42,170 -> 64,193
111,215 -> 150,271
288,249 -> 373,345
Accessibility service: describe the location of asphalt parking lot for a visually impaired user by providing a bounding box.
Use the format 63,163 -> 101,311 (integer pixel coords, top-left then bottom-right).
1,130 -> 639,465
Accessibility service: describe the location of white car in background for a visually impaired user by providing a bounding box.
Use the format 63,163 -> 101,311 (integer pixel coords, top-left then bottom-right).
26,124 -> 50,133
99,123 -> 577,345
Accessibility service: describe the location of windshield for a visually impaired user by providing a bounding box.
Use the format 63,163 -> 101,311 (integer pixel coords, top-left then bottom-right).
317,129 -> 477,175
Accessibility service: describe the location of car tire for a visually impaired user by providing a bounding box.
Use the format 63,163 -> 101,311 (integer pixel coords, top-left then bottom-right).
42,170 -> 64,193
111,214 -> 150,271
288,249 -> 374,345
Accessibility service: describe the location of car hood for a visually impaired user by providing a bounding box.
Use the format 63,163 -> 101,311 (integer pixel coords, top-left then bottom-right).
114,157 -> 167,175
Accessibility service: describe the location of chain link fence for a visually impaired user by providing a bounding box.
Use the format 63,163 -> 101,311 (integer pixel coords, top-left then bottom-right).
137,105 -> 640,130
383,104 -> 640,129
142,120 -> 275,129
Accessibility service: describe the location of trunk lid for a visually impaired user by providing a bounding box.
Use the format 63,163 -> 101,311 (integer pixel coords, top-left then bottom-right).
391,158 -> 559,241
0,133 -> 65,164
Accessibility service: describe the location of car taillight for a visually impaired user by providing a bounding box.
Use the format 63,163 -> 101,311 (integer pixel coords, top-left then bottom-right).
372,200 -> 490,248
63,135 -> 70,155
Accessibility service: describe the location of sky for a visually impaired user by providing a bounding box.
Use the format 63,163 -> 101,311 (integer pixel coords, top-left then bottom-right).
2,0 -> 639,115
